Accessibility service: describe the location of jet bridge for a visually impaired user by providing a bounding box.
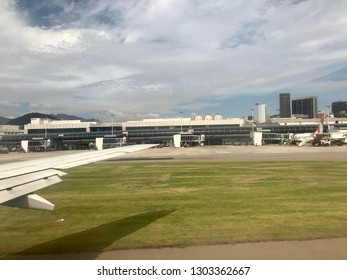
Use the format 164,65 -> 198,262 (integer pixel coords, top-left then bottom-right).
173,132 -> 205,148
95,136 -> 126,150
21,138 -> 52,153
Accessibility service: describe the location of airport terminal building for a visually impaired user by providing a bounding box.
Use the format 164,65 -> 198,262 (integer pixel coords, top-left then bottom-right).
1,114 -> 347,152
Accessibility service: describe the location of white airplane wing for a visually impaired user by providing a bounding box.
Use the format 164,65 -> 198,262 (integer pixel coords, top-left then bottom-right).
0,144 -> 157,211
297,137 -> 311,147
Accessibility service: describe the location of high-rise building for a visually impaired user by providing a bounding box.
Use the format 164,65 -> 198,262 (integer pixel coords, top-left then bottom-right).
292,96 -> 318,118
256,104 -> 267,123
279,93 -> 291,118
332,101 -> 347,117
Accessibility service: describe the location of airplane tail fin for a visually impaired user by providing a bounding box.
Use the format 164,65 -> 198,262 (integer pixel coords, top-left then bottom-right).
314,113 -> 324,136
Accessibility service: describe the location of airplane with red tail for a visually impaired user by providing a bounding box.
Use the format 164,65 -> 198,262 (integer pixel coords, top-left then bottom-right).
291,113 -> 325,146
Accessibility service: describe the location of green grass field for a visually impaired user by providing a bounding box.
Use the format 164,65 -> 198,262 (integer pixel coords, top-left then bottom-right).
1,161 -> 347,257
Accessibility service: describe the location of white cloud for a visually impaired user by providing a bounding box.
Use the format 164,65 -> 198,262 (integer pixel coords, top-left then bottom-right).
0,0 -> 346,119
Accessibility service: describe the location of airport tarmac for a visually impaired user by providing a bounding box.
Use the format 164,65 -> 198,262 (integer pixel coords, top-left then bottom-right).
110,144 -> 347,162
0,150 -> 79,164
14,237 -> 347,260
1,145 -> 347,165
2,144 -> 347,260
97,237 -> 347,260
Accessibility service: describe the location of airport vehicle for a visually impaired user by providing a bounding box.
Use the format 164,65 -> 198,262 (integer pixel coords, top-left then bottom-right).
311,134 -> 346,146
0,144 -> 157,211
323,128 -> 347,146
329,136 -> 347,146
0,147 -> 9,154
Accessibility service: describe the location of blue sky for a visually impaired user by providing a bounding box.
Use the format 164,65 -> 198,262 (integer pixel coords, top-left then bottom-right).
0,0 -> 347,121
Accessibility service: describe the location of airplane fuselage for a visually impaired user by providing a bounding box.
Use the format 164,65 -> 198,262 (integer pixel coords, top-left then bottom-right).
292,133 -> 313,141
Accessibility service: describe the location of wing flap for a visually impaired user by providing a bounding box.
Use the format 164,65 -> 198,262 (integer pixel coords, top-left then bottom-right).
0,169 -> 67,191
2,194 -> 55,211
0,174 -> 62,204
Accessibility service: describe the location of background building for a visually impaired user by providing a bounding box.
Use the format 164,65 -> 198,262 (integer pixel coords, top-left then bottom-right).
2,114 -> 347,150
279,93 -> 291,118
256,104 -> 267,123
292,96 -> 318,118
332,101 -> 347,117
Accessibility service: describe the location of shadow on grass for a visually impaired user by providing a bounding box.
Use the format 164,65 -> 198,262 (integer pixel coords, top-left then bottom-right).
4,210 -> 174,260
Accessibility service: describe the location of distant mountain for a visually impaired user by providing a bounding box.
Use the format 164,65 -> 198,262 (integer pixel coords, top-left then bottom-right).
52,114 -> 83,120
7,112 -> 58,126
5,112 -> 98,126
0,116 -> 10,125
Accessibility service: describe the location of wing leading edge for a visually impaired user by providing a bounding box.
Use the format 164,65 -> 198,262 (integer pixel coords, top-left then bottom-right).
0,144 -> 157,211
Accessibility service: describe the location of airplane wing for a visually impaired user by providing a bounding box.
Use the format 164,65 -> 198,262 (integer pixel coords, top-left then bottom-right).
297,137 -> 311,147
0,144 -> 157,211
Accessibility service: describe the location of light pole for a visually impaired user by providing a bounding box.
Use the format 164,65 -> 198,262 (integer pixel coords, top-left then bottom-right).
111,114 -> 114,136
250,108 -> 255,132
44,115 -> 48,139
180,111 -> 183,133
326,105 -> 330,132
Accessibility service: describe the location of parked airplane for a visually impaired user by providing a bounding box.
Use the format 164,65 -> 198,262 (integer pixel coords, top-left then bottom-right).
0,144 -> 157,211
291,113 -> 325,146
291,113 -> 346,146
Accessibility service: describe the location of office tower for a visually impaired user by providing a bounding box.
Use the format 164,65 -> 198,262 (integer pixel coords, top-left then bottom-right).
332,101 -> 347,116
279,93 -> 291,118
292,96 -> 318,118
